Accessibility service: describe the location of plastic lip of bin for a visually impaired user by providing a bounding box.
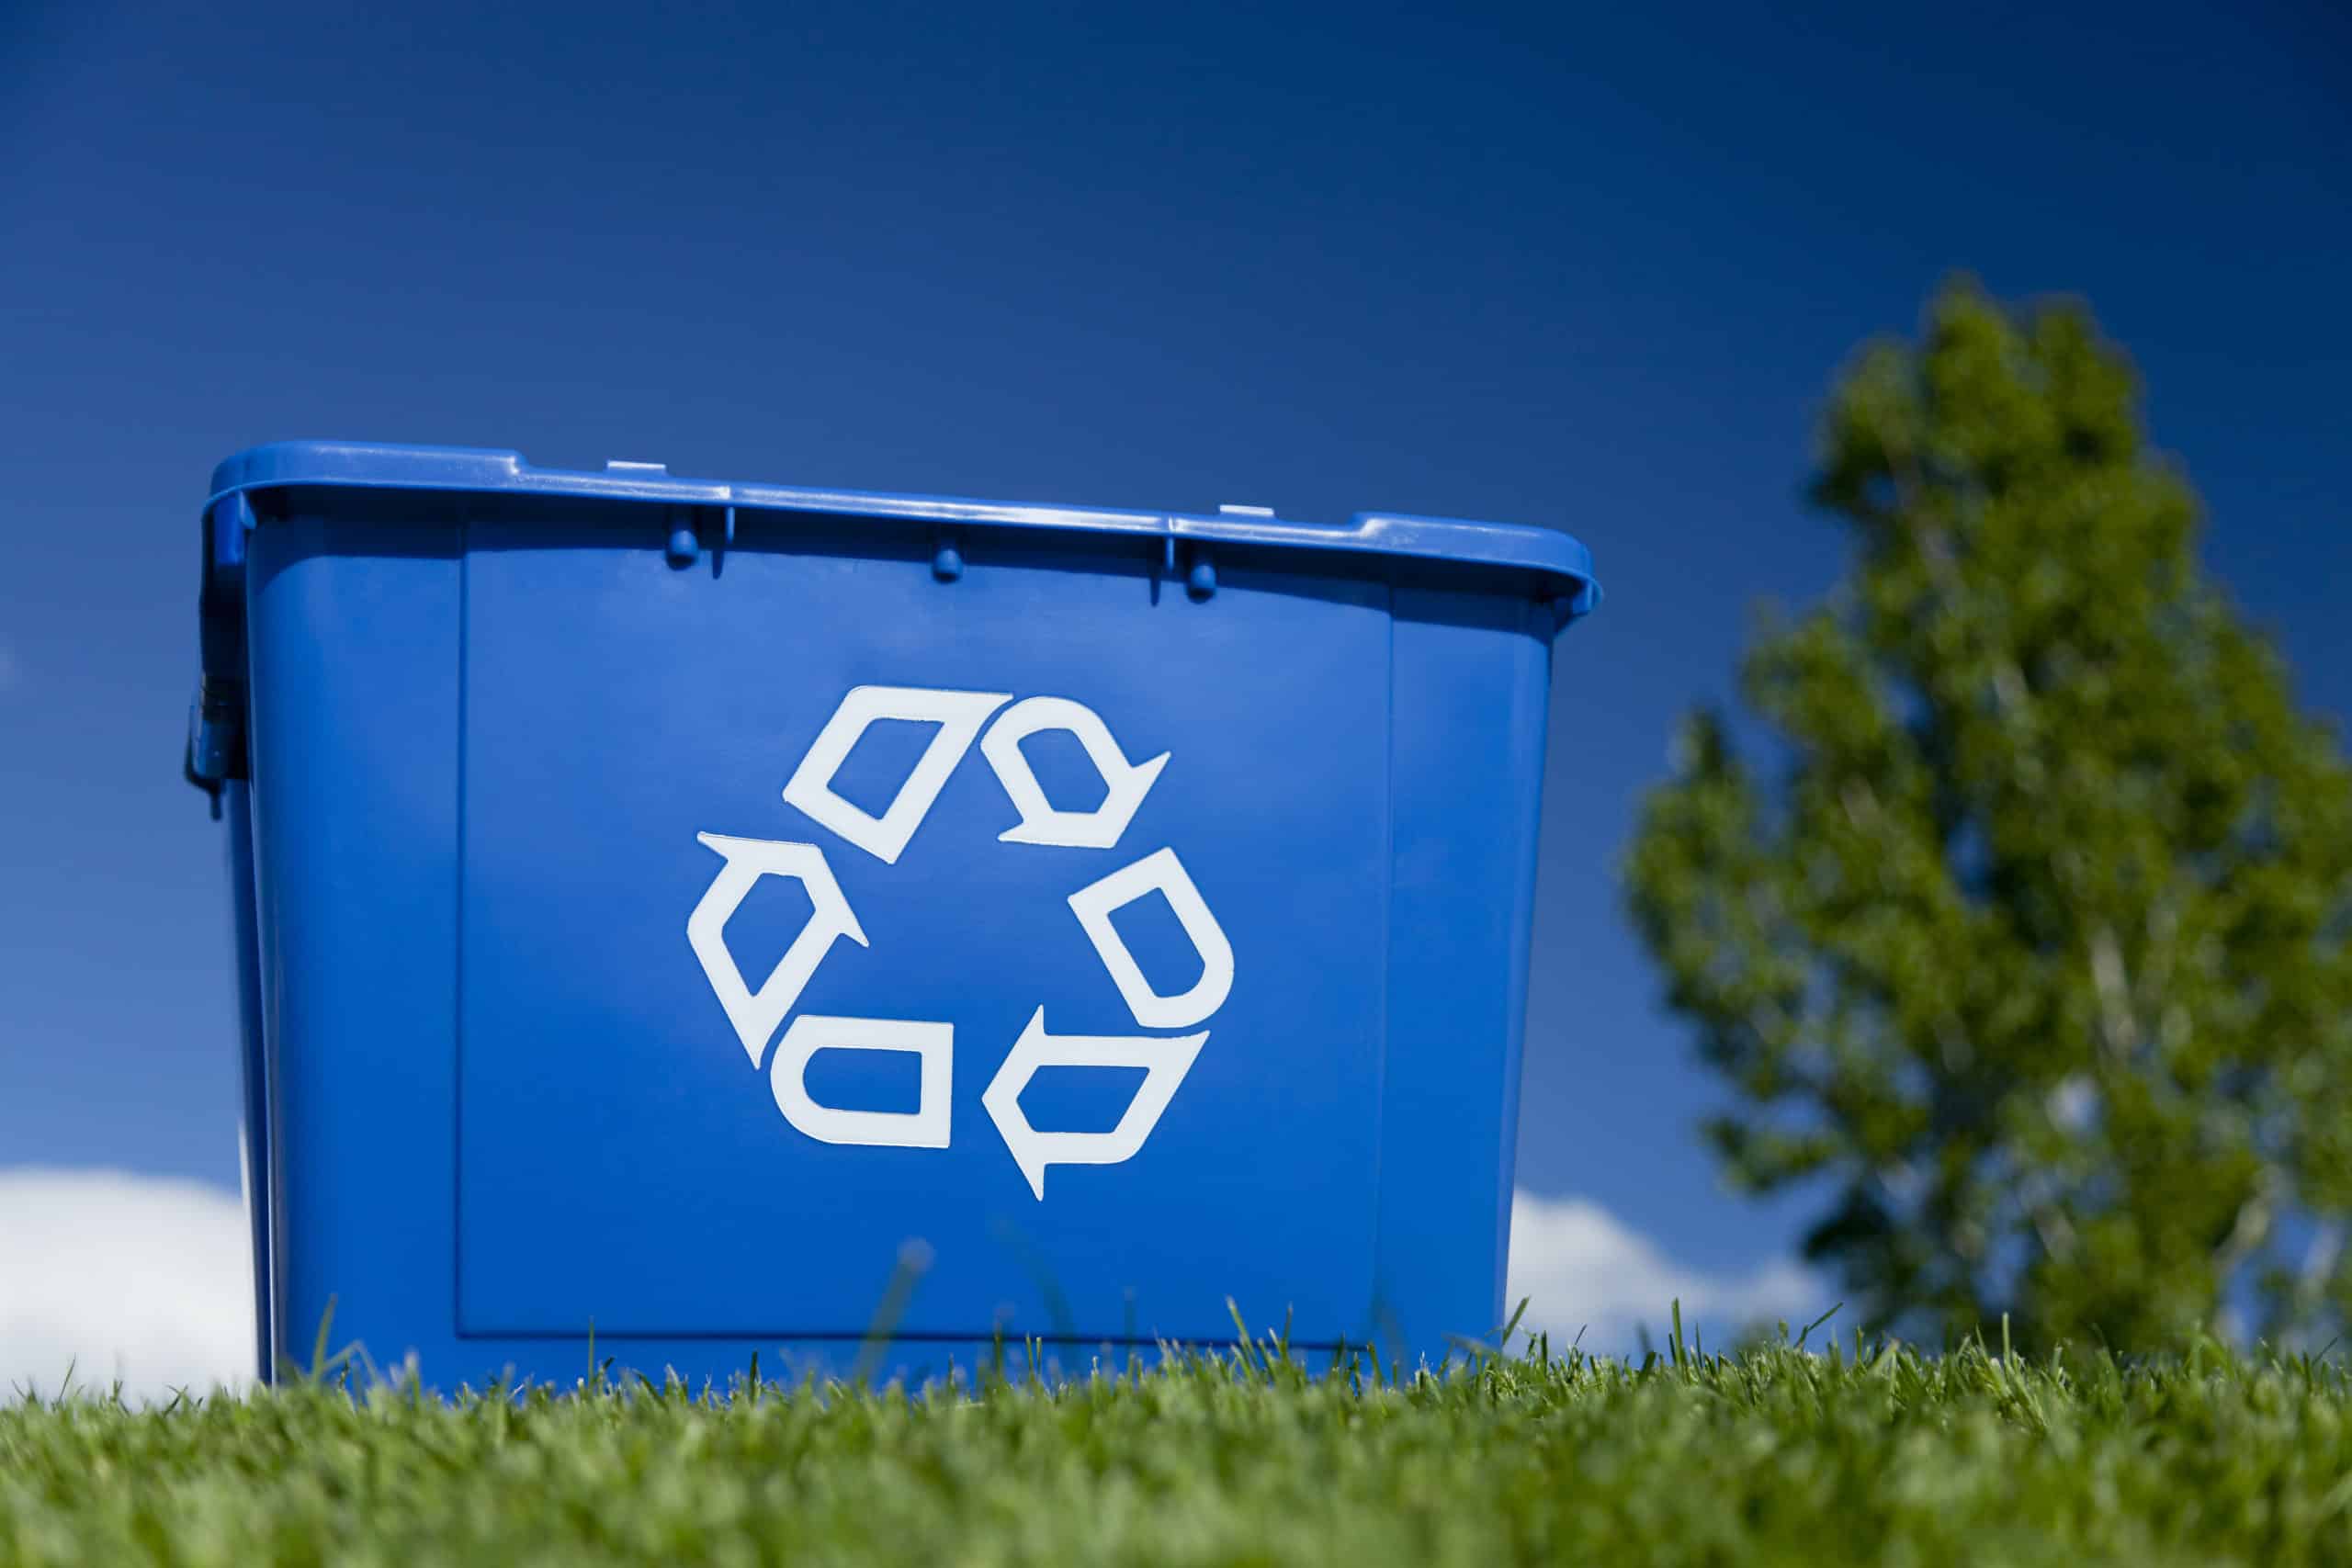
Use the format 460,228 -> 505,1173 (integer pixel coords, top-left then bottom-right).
197,441 -> 1599,609
193,440 -> 1599,1390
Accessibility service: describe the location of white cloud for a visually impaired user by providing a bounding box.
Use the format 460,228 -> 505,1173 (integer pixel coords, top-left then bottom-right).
1506,1188 -> 1826,1353
0,1168 -> 256,1404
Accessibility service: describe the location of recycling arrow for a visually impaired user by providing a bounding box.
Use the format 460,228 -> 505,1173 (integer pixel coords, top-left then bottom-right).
979,1007 -> 1207,1200
684,832 -> 869,1067
781,685 -> 1012,864
979,695 -> 1170,849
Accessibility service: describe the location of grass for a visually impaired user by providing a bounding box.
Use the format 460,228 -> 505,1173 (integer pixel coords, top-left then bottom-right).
6,1309 -> 2352,1566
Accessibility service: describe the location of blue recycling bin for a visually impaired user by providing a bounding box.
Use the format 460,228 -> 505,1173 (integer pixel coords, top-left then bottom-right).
187,441 -> 1599,1387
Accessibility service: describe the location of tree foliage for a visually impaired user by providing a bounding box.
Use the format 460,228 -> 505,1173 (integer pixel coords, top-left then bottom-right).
1625,279 -> 2352,1351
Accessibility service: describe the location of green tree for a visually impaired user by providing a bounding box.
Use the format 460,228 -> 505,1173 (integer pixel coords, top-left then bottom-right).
1625,279 -> 2352,1352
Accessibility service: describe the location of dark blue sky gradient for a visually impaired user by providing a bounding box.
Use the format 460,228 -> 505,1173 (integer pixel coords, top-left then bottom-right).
3,0 -> 2346,1290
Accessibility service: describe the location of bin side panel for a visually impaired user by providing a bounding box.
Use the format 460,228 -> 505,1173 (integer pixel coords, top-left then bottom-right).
246,517 -> 463,1377
1374,588 -> 1553,1358
225,779 -> 272,1382
455,525 -> 1389,1344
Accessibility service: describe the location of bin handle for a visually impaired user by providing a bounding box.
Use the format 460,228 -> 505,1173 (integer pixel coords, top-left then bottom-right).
188,493 -> 252,816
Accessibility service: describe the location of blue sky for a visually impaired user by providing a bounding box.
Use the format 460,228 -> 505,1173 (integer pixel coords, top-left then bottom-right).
2,0 -> 2347,1374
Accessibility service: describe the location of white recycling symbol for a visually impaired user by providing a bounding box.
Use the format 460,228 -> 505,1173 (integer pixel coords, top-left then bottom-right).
686,684 -> 1234,1199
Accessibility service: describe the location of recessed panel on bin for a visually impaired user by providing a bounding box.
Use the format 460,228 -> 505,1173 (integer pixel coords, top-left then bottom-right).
455,517 -> 1389,1343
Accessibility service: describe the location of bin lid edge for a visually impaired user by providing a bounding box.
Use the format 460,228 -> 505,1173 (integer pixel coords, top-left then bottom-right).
208,440 -> 1600,614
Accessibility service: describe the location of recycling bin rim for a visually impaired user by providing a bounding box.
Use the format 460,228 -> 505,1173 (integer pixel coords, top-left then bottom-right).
203,440 -> 1601,616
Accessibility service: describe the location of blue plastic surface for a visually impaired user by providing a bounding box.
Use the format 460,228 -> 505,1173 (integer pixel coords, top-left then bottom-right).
200,441 -> 1597,1387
